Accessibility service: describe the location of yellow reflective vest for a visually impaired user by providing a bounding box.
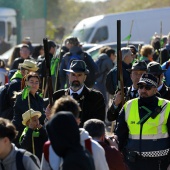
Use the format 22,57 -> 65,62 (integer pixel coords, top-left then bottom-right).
124,98 -> 170,139
124,98 -> 170,156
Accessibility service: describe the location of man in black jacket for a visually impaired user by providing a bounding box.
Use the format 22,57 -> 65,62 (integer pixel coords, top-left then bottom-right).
107,61 -> 147,122
53,60 -> 105,127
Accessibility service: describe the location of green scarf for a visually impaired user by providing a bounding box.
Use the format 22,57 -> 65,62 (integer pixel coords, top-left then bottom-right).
139,56 -> 149,61
50,57 -> 60,76
19,126 -> 40,143
22,86 -> 31,100
10,70 -> 23,81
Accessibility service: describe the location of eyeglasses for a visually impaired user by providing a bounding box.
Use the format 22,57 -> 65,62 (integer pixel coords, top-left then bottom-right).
138,84 -> 153,90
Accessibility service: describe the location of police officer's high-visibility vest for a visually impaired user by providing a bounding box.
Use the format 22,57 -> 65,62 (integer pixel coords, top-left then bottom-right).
124,98 -> 170,157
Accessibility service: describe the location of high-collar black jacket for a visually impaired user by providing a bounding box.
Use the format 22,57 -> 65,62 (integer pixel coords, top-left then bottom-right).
53,86 -> 106,127
158,83 -> 170,101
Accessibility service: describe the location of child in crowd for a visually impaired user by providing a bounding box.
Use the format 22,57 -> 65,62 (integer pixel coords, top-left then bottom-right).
19,108 -> 48,161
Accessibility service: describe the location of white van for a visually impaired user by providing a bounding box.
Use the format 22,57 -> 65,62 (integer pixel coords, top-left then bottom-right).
0,7 -> 17,47
71,7 -> 170,44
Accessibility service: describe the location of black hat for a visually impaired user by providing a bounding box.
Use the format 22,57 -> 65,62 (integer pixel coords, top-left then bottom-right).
48,40 -> 56,48
127,60 -> 147,72
64,60 -> 89,74
147,61 -> 167,75
137,73 -> 158,87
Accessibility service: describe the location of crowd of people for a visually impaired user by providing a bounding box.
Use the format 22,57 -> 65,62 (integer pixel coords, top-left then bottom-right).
0,33 -> 170,170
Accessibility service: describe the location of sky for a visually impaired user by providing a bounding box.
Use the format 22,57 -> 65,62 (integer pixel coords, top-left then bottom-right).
77,0 -> 107,2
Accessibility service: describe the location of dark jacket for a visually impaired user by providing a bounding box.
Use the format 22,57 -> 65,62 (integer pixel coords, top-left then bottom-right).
112,62 -> 132,93
98,141 -> 128,170
38,53 -> 53,78
20,127 -> 48,161
53,85 -> 105,127
94,53 -> 114,103
46,111 -> 95,170
158,83 -> 170,100
107,86 -> 138,122
10,57 -> 34,70
8,70 -> 23,100
95,53 -> 114,83
12,93 -> 46,144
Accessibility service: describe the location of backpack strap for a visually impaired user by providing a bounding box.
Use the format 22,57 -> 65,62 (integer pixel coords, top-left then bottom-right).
43,141 -> 51,162
16,150 -> 25,170
16,149 -> 40,170
84,138 -> 93,155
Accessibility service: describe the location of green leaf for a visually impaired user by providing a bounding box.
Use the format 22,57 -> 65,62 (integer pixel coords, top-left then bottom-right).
160,38 -> 164,48
39,93 -> 43,98
123,34 -> 131,41
22,86 -> 31,100
50,57 -> 60,76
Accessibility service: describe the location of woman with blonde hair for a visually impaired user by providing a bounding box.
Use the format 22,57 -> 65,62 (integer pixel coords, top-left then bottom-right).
139,45 -> 154,64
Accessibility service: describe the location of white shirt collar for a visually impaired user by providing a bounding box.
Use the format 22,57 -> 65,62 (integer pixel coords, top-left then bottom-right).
70,85 -> 84,95
131,85 -> 137,91
157,84 -> 163,91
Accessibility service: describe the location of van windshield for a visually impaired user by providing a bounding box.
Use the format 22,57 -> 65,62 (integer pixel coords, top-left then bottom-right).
0,21 -> 5,38
71,27 -> 94,43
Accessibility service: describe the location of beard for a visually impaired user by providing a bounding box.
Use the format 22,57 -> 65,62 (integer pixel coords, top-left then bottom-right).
70,81 -> 83,91
140,92 -> 148,98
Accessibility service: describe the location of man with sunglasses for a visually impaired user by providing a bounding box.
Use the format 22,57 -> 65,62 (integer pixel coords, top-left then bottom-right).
114,73 -> 170,170
107,60 -> 147,121
147,61 -> 170,100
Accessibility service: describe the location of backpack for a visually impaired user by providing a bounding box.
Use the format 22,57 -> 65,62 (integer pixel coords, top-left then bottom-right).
43,139 -> 93,164
105,69 -> 115,95
66,53 -> 81,70
66,52 -> 97,88
83,52 -> 98,88
16,149 -> 40,170
165,60 -> 170,69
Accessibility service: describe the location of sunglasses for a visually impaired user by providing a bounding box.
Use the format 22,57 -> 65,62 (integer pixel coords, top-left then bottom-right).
138,84 -> 153,90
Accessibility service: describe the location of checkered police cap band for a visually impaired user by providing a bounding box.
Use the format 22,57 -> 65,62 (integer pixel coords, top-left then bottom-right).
140,78 -> 157,87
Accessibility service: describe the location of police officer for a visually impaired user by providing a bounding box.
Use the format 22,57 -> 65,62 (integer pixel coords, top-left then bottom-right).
147,61 -> 170,100
114,73 -> 170,170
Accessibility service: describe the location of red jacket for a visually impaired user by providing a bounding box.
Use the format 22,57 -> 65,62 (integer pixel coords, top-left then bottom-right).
98,141 -> 129,170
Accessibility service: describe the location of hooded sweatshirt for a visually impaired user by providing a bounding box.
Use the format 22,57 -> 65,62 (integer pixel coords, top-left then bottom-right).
46,111 -> 95,170
41,128 -> 109,170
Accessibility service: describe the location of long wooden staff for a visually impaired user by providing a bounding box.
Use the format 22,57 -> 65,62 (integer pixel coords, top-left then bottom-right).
160,21 -> 162,64
111,20 -> 125,133
22,72 -> 35,154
